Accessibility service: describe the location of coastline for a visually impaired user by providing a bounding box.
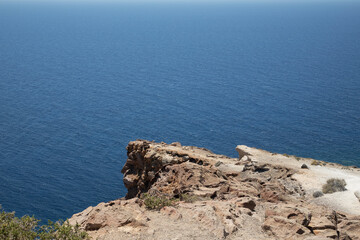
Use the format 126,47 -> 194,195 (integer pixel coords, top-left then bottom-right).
236,145 -> 360,216
69,140 -> 360,239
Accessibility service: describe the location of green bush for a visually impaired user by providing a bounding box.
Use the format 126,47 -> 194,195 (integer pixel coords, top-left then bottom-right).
141,193 -> 176,210
322,178 -> 347,194
0,206 -> 88,240
0,210 -> 38,240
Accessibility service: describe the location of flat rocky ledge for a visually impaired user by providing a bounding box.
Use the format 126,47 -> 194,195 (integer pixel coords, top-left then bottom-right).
69,140 -> 360,240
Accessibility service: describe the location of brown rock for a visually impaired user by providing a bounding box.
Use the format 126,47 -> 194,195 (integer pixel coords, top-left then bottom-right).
236,197 -> 257,211
337,214 -> 360,240
69,140 -> 360,240
235,145 -> 252,159
263,215 -> 312,239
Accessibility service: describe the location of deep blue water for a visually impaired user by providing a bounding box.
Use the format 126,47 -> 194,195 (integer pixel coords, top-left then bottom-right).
0,1 -> 359,222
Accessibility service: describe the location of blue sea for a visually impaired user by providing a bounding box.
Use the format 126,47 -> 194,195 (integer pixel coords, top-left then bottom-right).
0,1 -> 359,222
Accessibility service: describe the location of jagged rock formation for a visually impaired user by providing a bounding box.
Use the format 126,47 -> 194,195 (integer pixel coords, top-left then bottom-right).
69,140 -> 360,240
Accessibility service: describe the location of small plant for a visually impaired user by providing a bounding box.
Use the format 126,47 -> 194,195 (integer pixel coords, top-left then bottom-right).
295,157 -> 301,161
141,193 -> 176,210
311,160 -> 327,166
313,191 -> 324,198
282,153 -> 290,158
0,206 -> 88,240
311,160 -> 320,166
322,178 -> 347,194
38,220 -> 88,240
179,193 -> 198,203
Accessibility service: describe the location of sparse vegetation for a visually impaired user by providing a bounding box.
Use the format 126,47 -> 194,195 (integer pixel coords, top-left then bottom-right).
322,178 -> 347,194
311,160 -> 327,166
141,193 -> 177,210
0,206 -> 88,240
311,160 -> 321,166
282,153 -> 290,158
179,193 -> 199,203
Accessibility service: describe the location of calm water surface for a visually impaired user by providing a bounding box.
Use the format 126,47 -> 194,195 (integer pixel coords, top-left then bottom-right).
0,2 -> 359,221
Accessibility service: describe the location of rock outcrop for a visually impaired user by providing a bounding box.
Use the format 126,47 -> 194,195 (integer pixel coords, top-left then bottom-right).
69,140 -> 360,240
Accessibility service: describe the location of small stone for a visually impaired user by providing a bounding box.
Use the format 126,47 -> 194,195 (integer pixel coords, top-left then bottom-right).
301,164 -> 309,169
240,155 -> 251,162
183,156 -> 190,161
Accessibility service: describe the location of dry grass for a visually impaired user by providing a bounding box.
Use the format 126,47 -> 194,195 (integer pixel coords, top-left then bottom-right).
322,178 -> 347,194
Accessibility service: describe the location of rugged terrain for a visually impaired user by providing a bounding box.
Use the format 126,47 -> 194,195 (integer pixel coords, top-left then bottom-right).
69,140 -> 360,239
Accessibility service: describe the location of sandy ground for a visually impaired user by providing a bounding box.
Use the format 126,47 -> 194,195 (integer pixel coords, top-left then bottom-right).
237,145 -> 360,216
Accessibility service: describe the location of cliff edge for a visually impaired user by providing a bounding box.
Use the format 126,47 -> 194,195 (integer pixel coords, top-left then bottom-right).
69,140 -> 360,240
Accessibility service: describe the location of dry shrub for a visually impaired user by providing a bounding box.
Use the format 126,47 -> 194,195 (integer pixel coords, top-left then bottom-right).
322,178 -> 347,194
313,191 -> 324,198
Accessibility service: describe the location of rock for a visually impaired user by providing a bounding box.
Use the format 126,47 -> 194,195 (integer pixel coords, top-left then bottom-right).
170,142 -> 181,147
240,155 -> 251,162
236,197 -> 257,211
305,208 -> 343,239
337,217 -> 360,240
160,206 -> 182,220
263,216 -> 312,239
301,164 -> 309,169
235,145 -> 252,160
69,140 -> 360,240
354,190 -> 360,202
216,163 -> 243,177
265,204 -> 312,227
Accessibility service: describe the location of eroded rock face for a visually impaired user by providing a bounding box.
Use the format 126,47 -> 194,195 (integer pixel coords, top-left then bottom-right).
69,140 -> 360,240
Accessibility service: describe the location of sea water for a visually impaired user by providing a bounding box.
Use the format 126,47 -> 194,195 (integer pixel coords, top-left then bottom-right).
0,1 -> 359,222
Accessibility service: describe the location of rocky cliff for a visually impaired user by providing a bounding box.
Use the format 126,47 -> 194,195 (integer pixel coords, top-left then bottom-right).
69,140 -> 360,240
